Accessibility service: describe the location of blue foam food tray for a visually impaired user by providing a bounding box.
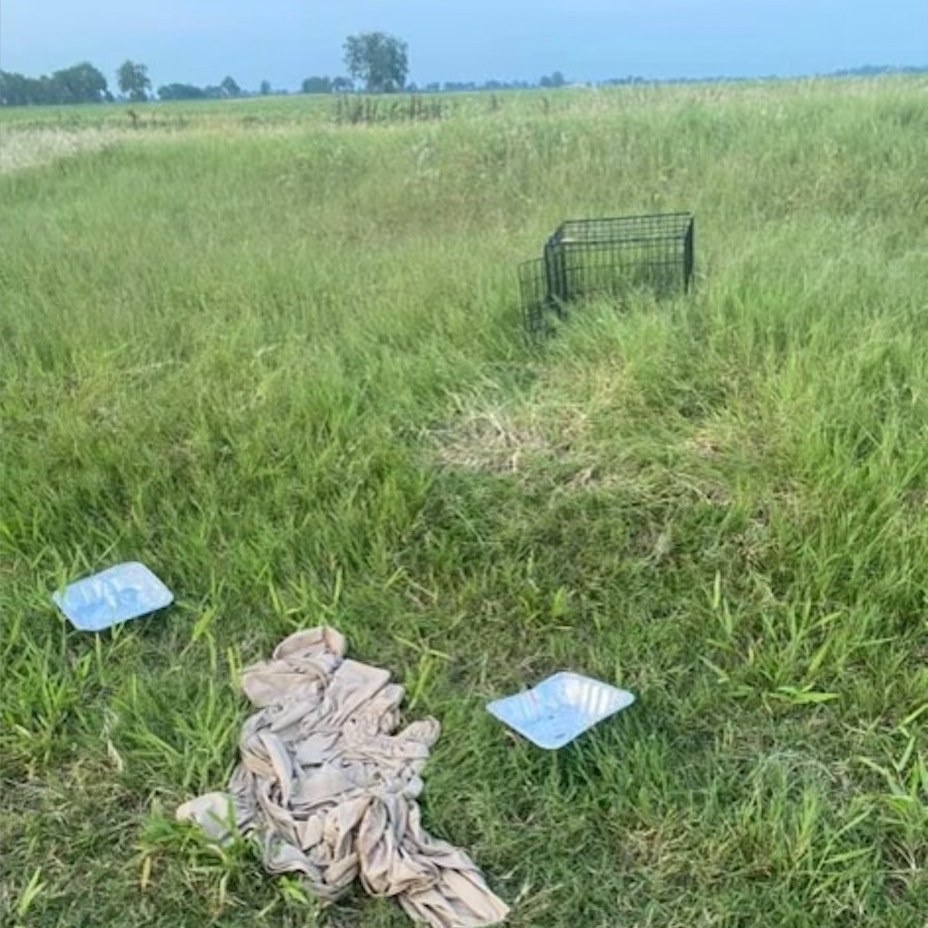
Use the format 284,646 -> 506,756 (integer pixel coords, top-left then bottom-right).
52,561 -> 173,632
487,671 -> 635,750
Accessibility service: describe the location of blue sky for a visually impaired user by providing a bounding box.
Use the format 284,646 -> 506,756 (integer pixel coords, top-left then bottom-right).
1,1 -> 926,91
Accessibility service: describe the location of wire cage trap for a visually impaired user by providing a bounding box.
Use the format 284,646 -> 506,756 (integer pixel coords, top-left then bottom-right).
520,212 -> 694,335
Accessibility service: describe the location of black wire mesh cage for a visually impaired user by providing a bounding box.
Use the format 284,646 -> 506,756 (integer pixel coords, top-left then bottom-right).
520,212 -> 695,335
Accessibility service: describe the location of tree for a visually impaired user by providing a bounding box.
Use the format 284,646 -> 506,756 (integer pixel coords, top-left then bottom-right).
539,71 -> 566,89
259,79 -> 272,95
51,62 -> 109,104
1,63 -> 109,106
343,32 -> 408,93
331,76 -> 354,93
219,76 -> 241,98
0,71 -> 28,106
301,76 -> 332,94
158,83 -> 206,101
117,61 -> 151,101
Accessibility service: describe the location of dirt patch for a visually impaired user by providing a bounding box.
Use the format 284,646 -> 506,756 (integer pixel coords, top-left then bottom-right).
430,407 -> 555,475
427,401 -> 631,494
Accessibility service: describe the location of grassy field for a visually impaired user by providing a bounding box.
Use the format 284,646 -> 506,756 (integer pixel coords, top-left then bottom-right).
1,79 -> 927,928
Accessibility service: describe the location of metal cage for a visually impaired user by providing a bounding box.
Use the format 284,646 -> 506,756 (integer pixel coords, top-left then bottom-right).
521,212 -> 694,335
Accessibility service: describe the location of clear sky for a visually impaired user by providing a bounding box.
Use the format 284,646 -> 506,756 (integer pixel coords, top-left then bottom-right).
1,1 -> 926,91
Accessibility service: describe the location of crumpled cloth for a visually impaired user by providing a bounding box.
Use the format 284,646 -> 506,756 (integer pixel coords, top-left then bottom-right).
176,627 -> 508,928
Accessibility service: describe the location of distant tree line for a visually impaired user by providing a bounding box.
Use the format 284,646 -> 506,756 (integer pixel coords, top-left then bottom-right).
299,71 -> 569,95
0,62 -> 111,106
158,76 -> 243,100
407,71 -> 566,94
2,33 -> 924,108
0,58 -> 245,106
301,76 -> 354,94
1,34 -> 578,106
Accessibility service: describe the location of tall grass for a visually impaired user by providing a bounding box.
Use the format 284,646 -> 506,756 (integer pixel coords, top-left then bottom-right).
1,78 -> 926,927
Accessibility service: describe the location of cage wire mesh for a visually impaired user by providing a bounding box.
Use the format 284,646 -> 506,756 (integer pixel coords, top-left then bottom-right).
521,212 -> 694,335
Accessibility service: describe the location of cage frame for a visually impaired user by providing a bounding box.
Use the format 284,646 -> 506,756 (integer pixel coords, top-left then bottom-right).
521,211 -> 695,335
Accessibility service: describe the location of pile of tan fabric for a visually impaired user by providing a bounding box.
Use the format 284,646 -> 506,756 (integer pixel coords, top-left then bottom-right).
177,627 -> 509,928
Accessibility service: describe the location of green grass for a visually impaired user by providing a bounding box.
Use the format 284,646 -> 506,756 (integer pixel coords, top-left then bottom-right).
1,78 -> 927,927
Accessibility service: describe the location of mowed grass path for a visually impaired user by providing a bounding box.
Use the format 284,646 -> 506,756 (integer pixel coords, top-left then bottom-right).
1,80 -> 927,927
